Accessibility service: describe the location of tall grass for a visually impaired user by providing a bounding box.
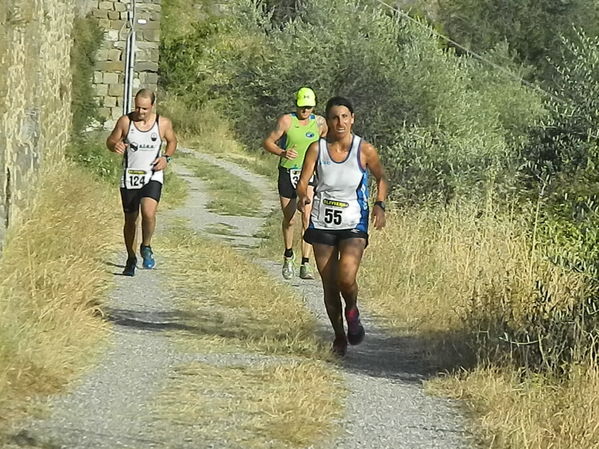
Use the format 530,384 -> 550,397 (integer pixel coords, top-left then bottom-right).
360,203 -> 597,449
0,162 -> 119,438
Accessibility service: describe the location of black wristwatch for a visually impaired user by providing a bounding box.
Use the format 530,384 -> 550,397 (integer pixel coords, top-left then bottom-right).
163,155 -> 172,163
374,201 -> 386,211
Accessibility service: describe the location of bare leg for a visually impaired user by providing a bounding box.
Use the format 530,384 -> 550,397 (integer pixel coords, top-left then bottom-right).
140,197 -> 158,246
312,243 -> 345,338
337,238 -> 367,311
280,196 -> 296,253
123,211 -> 139,258
300,185 -> 314,260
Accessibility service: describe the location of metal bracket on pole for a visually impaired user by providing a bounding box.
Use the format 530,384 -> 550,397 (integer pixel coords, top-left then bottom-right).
123,0 -> 136,115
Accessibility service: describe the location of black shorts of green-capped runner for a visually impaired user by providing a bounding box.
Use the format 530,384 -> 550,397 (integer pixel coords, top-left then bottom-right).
303,227 -> 369,248
277,166 -> 316,199
120,180 -> 162,213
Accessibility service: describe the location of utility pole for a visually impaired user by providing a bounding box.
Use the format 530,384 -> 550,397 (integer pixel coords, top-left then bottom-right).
123,0 -> 136,115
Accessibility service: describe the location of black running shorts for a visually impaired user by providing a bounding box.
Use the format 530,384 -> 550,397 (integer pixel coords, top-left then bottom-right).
277,166 -> 316,199
120,180 -> 162,213
303,227 -> 369,248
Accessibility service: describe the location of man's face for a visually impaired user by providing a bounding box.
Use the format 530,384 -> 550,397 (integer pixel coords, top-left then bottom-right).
134,96 -> 153,120
327,105 -> 354,138
296,105 -> 314,120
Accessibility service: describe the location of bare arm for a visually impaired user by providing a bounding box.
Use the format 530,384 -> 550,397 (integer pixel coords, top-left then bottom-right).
297,141 -> 319,212
106,116 -> 129,154
153,116 -> 178,171
263,114 -> 296,160
362,142 -> 389,229
316,115 -> 328,137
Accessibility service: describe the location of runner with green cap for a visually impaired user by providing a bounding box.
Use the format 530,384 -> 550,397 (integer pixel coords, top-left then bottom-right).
263,87 -> 328,280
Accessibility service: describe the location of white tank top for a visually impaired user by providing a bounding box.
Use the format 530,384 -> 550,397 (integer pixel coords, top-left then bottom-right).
310,135 -> 369,231
120,115 -> 163,188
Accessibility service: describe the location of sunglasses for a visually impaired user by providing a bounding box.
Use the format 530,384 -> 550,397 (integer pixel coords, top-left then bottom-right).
298,105 -> 315,110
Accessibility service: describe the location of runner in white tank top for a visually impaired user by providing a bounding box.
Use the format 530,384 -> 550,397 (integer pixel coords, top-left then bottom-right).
106,89 -> 177,276
297,96 -> 388,357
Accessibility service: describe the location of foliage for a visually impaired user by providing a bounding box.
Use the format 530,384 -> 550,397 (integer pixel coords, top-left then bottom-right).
70,15 -> 103,136
427,0 -> 599,81
160,0 -> 545,202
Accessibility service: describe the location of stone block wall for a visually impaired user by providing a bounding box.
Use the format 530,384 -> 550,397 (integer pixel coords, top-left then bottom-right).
90,0 -> 161,128
0,0 -> 74,247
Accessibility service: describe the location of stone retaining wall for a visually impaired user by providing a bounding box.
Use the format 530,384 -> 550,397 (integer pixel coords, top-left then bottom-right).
0,1 -> 74,247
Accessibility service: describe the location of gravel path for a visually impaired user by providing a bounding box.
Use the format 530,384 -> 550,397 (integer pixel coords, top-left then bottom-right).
6,150 -> 474,449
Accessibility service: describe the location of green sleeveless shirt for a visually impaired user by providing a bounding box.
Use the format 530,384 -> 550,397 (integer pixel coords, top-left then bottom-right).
279,113 -> 320,170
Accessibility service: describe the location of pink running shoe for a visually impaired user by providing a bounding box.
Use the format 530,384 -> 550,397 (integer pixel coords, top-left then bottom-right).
346,307 -> 365,345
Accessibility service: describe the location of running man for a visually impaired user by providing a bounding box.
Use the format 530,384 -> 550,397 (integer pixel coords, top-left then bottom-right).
297,96 -> 388,356
263,87 -> 327,280
106,88 -> 177,276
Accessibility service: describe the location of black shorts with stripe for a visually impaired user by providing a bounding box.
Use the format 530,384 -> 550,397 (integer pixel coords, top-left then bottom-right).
303,227 -> 369,248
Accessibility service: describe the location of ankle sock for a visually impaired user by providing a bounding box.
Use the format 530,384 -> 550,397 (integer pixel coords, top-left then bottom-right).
301,257 -> 309,265
284,248 -> 293,258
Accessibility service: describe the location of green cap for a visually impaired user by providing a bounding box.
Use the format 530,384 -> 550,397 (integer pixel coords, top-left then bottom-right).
296,87 -> 316,107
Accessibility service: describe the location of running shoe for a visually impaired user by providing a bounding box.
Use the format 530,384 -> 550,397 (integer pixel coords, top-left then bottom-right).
346,307 -> 365,345
123,257 -> 137,276
299,262 -> 314,280
332,335 -> 348,357
140,244 -> 156,269
282,255 -> 295,279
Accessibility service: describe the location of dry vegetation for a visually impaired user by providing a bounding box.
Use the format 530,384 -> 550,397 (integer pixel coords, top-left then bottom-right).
360,204 -> 599,449
0,162 -> 120,439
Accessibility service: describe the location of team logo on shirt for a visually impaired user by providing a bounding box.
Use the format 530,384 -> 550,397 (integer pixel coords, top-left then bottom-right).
130,143 -> 139,152
151,132 -> 158,141
306,132 -> 315,138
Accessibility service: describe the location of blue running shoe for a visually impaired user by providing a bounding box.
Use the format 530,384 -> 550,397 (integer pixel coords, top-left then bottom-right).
123,257 -> 137,276
140,244 -> 156,269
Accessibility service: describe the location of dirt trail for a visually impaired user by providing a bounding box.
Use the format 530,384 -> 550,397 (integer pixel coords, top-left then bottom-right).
6,150 -> 473,449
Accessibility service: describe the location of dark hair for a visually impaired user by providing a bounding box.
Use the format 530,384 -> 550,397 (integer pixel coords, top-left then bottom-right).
135,88 -> 156,105
325,96 -> 354,118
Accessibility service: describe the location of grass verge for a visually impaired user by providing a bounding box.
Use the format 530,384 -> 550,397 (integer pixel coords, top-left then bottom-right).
155,222 -> 329,358
0,161 -> 119,440
179,154 -> 262,216
359,203 -> 597,449
154,360 -> 343,449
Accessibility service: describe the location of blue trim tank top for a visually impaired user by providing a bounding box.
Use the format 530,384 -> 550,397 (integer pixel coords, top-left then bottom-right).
310,135 -> 369,232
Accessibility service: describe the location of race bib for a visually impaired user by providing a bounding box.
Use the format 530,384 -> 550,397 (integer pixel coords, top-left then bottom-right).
289,169 -> 301,189
319,198 -> 350,228
125,168 -> 151,190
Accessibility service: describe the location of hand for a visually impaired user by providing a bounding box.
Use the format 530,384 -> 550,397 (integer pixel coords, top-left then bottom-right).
284,146 -> 298,160
152,156 -> 168,171
113,141 -> 127,155
297,195 -> 311,213
371,205 -> 386,230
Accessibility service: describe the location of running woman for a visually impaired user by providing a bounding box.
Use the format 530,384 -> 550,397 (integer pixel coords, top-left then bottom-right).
297,96 -> 388,356
263,87 -> 327,280
106,89 -> 177,276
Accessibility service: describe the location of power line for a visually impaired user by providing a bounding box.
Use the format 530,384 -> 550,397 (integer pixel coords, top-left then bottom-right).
374,0 -> 563,103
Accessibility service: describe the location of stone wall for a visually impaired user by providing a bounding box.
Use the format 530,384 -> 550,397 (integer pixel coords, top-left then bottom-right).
0,1 -> 75,247
90,0 -> 161,128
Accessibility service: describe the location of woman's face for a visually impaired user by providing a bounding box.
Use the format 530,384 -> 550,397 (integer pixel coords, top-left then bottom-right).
327,105 -> 354,139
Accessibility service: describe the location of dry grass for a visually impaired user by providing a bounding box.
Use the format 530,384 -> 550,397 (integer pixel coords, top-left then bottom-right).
358,202 -> 597,449
154,360 -> 344,449
156,224 -> 330,359
0,161 -> 120,437
428,363 -> 599,448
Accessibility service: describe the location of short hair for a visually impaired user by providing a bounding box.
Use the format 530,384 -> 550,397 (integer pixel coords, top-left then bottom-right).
325,96 -> 354,118
135,88 -> 155,105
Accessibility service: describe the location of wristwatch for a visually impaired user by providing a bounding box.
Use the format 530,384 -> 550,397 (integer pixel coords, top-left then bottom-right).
374,200 -> 386,211
163,155 -> 173,163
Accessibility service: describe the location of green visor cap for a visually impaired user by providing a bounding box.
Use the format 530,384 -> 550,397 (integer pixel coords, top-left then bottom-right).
296,87 -> 316,107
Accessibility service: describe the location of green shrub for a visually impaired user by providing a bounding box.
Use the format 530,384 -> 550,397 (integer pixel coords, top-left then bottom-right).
70,15 -> 103,136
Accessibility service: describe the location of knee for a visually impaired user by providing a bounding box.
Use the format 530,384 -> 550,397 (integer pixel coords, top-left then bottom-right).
124,213 -> 138,226
283,214 -> 295,227
337,277 -> 355,293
